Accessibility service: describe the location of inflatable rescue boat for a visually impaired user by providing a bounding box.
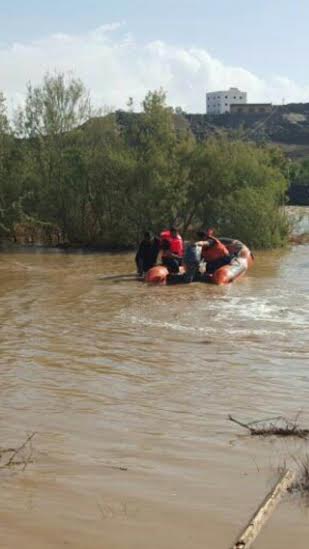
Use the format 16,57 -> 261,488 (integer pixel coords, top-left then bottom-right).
145,238 -> 253,286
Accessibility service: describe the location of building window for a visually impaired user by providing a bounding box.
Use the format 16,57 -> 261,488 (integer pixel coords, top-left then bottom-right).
240,96 -> 243,100
225,103 -> 228,106
225,95 -> 228,99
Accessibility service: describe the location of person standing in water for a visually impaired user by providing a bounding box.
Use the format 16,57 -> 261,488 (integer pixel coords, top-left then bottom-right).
135,231 -> 160,276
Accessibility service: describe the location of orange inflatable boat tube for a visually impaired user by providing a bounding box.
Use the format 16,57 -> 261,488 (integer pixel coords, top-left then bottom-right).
211,238 -> 254,285
145,265 -> 169,285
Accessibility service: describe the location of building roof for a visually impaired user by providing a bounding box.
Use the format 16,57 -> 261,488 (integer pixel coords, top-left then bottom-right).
230,103 -> 272,107
207,88 -> 245,94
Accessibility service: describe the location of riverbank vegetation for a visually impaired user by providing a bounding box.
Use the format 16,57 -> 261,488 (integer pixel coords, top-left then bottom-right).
0,73 -> 290,249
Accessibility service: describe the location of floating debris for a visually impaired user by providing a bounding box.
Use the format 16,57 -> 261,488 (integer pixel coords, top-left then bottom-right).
228,415 -> 309,439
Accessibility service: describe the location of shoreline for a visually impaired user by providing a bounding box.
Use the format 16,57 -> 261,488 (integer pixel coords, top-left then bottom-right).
1,236 -> 309,254
1,206 -> 308,253
0,241 -> 136,254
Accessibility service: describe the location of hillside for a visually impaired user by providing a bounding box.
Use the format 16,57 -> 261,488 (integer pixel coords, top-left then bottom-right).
115,105 -> 309,206
115,103 -> 309,160
184,103 -> 309,160
183,105 -> 309,205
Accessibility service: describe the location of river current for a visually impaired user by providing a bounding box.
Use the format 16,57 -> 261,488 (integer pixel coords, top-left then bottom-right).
0,225 -> 309,548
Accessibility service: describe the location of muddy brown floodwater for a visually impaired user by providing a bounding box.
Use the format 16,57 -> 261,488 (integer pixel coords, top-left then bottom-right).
0,239 -> 309,548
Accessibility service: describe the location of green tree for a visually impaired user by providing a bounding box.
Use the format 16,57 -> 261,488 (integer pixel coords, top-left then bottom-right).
120,89 -> 195,238
0,93 -> 25,237
186,137 -> 289,247
0,78 -> 291,249
14,73 -> 93,241
293,159 -> 309,186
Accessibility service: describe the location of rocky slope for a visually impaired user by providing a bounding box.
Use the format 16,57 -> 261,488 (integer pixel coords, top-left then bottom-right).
183,103 -> 309,159
116,103 -> 309,159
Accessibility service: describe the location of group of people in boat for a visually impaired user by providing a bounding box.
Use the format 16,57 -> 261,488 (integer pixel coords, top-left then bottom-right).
135,226 -> 232,284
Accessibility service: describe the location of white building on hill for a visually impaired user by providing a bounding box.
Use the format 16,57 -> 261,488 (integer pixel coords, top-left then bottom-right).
206,87 -> 247,114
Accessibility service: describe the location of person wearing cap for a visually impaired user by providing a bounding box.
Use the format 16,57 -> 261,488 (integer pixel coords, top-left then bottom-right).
135,231 -> 160,276
197,228 -> 231,274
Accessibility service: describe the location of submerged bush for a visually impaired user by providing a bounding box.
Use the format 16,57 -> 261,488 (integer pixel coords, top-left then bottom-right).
0,73 -> 290,248
181,138 -> 289,248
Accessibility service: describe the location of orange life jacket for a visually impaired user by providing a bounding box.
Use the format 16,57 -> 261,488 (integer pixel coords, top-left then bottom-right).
170,236 -> 184,257
202,237 -> 229,263
160,231 -> 184,257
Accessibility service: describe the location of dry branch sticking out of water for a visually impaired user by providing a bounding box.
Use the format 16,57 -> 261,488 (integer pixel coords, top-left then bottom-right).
0,432 -> 36,471
288,456 -> 309,501
230,469 -> 295,549
228,415 -> 309,439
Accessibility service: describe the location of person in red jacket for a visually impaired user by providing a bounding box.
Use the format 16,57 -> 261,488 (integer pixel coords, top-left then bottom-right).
161,239 -> 182,273
169,226 -> 184,257
160,227 -> 184,258
197,228 -> 231,274
160,226 -> 184,273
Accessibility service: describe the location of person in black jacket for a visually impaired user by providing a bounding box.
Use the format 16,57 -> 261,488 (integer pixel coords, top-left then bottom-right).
135,232 -> 160,276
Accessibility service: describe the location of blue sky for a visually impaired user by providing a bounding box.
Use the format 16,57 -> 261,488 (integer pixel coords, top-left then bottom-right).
1,0 -> 309,111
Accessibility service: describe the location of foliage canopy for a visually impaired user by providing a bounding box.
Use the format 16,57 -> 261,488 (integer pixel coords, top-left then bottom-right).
0,73 -> 290,248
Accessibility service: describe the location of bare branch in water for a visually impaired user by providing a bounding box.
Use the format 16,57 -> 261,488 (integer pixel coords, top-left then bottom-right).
230,470 -> 295,549
228,415 -> 309,439
0,432 -> 37,470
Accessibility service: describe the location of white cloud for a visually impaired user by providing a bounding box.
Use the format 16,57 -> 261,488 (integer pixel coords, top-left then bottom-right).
1,24 -> 309,114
